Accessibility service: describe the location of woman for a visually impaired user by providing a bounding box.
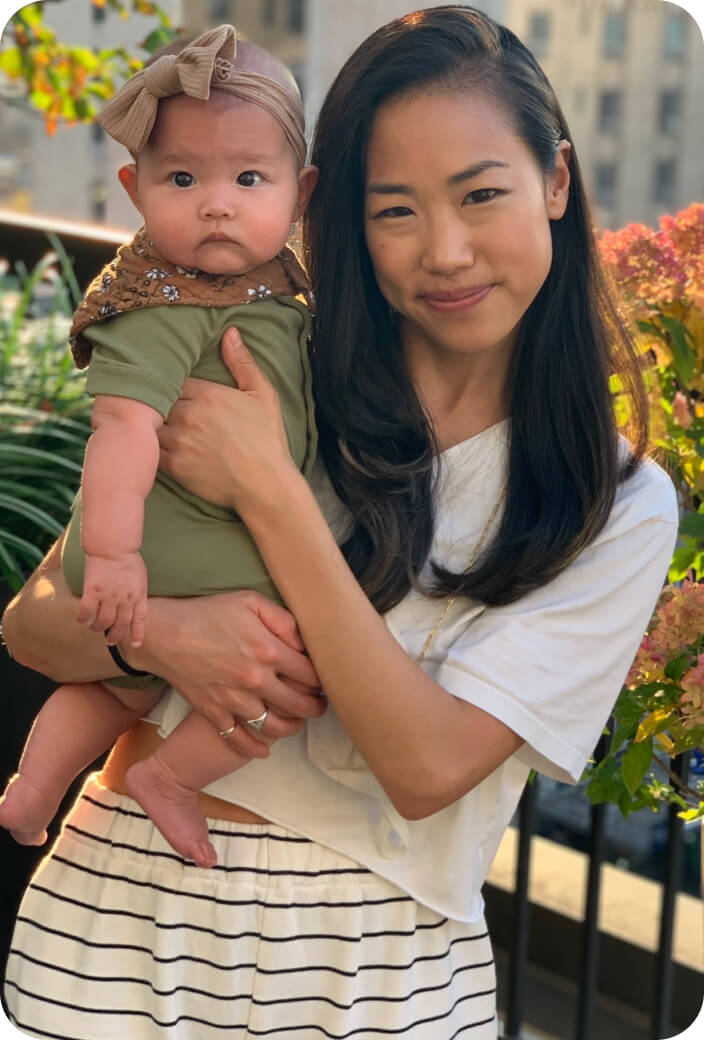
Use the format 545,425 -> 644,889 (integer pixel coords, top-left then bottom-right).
2,7 -> 677,1038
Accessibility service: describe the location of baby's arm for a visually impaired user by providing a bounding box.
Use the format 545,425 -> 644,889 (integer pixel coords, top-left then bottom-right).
78,394 -> 163,647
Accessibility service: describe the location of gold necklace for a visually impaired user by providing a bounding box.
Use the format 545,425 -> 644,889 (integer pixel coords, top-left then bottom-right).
417,487 -> 506,664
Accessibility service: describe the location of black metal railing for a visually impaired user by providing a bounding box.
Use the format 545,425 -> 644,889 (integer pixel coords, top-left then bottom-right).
496,750 -> 700,1040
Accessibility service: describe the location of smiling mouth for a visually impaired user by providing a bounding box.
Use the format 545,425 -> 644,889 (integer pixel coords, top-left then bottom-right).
202,232 -> 234,243
420,285 -> 495,312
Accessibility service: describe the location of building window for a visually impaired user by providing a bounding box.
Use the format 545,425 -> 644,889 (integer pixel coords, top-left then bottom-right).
289,62 -> 305,99
603,12 -> 626,57
595,162 -> 617,209
527,12 -> 550,58
663,11 -> 687,60
262,0 -> 276,25
659,89 -> 682,134
288,0 -> 304,33
91,180 -> 108,223
91,122 -> 106,151
653,159 -> 676,206
91,1 -> 106,22
210,0 -> 230,20
598,89 -> 621,134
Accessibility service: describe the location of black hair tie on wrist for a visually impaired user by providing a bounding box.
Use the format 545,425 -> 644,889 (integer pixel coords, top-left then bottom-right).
107,640 -> 150,677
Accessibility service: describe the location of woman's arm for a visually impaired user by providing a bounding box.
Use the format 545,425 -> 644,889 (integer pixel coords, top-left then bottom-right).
2,534 -> 325,760
2,532 -> 116,682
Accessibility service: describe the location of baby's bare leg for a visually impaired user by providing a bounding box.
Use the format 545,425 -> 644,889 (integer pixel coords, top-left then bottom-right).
0,680 -> 160,845
126,712 -> 249,869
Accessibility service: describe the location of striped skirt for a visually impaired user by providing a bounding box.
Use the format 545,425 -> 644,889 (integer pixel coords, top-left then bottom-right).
4,776 -> 497,1039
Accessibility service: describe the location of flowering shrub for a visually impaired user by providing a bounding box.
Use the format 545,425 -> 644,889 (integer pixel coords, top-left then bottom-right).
585,579 -> 704,818
586,206 -> 704,820
601,203 -> 704,580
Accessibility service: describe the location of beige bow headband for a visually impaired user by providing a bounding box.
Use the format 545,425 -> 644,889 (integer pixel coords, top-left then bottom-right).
98,25 -> 307,167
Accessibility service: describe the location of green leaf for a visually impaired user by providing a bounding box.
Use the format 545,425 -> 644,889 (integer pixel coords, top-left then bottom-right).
16,4 -> 43,27
664,653 -> 691,682
669,547 -> 697,582
635,708 -> 676,742
0,493 -> 64,537
660,315 -> 695,384
0,530 -> 44,565
622,737 -> 654,796
141,27 -> 174,53
0,48 -> 23,77
585,776 -> 623,805
679,512 -> 704,540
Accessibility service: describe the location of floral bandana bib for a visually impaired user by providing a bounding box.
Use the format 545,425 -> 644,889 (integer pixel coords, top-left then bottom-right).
69,227 -> 311,369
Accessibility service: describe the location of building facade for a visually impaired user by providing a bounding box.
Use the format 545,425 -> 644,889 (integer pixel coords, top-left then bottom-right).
0,0 -> 701,230
505,0 -> 704,228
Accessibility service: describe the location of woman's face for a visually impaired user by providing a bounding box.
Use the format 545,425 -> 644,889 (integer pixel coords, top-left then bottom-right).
364,89 -> 570,369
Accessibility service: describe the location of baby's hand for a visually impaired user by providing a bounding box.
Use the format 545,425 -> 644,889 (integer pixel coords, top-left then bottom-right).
77,552 -> 149,648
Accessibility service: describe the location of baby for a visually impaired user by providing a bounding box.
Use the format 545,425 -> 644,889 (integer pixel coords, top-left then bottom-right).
0,26 -> 318,869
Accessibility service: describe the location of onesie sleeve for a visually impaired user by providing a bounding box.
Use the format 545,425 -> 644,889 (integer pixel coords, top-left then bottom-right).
433,459 -> 679,785
210,298 -> 316,477
83,307 -> 210,419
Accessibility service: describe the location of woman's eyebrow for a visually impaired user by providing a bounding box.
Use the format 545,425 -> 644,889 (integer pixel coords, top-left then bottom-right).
448,159 -> 510,185
367,159 -> 510,196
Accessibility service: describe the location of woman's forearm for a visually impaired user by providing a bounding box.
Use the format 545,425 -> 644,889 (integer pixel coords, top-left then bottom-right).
1,534 -> 119,683
244,470 -> 522,820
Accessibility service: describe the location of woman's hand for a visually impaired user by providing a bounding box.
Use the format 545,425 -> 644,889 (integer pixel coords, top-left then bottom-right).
158,327 -> 299,515
127,589 -> 326,760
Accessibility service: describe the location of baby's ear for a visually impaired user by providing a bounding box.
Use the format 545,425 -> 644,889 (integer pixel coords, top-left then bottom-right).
118,163 -> 142,214
293,165 -> 319,222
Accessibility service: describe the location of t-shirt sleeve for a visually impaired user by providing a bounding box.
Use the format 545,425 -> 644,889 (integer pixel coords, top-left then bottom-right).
83,307 -> 209,418
432,462 -> 679,785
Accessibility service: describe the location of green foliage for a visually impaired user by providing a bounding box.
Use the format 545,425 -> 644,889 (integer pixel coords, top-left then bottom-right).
0,238 -> 91,592
583,581 -> 704,818
601,205 -> 704,582
0,1 -> 180,133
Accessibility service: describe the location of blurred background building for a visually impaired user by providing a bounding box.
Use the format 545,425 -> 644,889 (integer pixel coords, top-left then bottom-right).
0,0 -> 702,231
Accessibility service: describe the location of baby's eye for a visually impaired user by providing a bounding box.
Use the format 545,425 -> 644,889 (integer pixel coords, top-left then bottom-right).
237,171 -> 263,187
170,172 -> 195,188
463,188 -> 501,205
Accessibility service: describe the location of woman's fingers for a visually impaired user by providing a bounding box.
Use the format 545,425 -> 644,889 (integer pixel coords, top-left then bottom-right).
252,595 -> 305,652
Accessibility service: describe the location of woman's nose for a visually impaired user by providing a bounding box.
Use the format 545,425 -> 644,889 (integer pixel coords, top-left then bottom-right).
421,218 -> 475,275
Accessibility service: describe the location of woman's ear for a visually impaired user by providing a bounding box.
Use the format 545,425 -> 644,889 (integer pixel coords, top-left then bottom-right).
546,141 -> 571,221
118,163 -> 142,214
293,165 -> 319,222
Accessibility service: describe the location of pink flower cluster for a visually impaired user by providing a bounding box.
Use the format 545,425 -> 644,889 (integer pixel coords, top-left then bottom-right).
681,657 -> 704,730
627,580 -> 704,731
600,203 -> 704,319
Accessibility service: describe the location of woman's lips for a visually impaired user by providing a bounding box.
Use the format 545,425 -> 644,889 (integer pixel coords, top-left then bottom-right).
420,285 -> 494,312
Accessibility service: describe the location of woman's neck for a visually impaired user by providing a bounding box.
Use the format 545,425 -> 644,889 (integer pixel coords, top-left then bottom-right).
402,329 -> 512,452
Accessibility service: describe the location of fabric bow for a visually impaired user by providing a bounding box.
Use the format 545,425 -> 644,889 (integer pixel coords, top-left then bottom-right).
98,25 -> 237,153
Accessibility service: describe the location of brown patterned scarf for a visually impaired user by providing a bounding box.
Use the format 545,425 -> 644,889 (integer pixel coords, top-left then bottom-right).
70,227 -> 311,369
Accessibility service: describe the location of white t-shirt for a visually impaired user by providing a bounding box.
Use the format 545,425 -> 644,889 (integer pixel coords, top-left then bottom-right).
149,420 -> 679,922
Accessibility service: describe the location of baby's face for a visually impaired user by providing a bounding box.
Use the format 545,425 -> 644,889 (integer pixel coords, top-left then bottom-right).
124,94 -> 306,274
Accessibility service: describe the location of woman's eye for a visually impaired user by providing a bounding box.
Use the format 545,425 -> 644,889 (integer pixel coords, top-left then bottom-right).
375,206 -> 414,219
170,172 -> 194,188
464,188 -> 501,205
237,171 -> 263,187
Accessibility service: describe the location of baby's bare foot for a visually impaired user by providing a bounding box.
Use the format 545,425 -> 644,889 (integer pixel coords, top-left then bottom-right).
126,756 -> 217,869
0,774 -> 54,846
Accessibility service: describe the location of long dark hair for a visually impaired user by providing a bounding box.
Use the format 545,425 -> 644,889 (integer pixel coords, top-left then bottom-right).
304,5 -> 647,611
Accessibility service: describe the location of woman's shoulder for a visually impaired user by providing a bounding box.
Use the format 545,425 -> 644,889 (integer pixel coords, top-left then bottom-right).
607,442 -> 679,537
